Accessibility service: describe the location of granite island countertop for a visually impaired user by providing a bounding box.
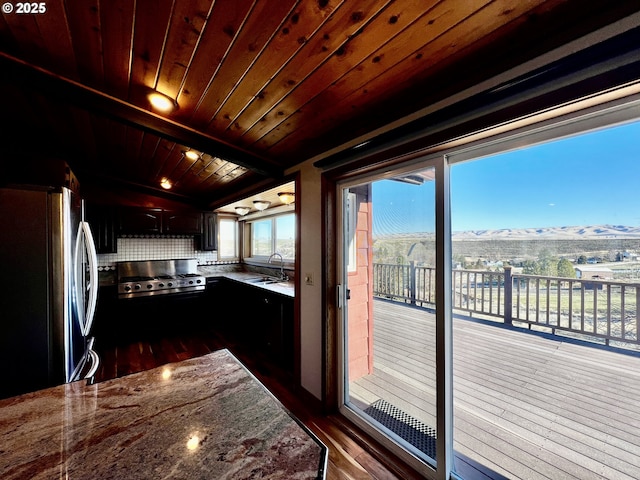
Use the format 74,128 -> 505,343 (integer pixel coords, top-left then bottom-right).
0,349 -> 326,479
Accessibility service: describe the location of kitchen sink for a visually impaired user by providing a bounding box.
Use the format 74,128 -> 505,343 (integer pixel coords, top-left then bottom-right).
247,276 -> 281,284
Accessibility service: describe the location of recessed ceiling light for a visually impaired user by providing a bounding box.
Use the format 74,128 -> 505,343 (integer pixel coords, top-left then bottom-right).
148,90 -> 178,113
160,177 -> 172,189
184,149 -> 201,161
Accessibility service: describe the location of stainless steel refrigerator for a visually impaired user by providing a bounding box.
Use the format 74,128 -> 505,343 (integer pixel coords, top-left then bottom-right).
0,183 -> 99,399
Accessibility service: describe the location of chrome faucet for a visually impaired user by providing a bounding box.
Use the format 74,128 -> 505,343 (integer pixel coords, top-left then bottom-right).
268,252 -> 288,281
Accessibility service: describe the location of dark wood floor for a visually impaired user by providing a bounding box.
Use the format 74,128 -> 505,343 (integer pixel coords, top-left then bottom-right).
94,325 -> 420,480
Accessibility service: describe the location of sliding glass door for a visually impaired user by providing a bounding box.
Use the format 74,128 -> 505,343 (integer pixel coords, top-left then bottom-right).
338,162 -> 449,477
335,93 -> 640,480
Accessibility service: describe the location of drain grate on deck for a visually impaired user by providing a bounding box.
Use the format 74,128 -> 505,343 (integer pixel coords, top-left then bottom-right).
364,399 -> 437,458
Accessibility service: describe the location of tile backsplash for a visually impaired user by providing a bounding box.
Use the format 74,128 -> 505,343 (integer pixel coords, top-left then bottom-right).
97,237 -> 222,268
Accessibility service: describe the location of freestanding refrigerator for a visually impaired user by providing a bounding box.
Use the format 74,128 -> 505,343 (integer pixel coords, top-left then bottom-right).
0,179 -> 99,399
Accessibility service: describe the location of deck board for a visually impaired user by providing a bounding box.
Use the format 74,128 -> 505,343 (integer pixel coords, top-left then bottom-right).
350,299 -> 640,479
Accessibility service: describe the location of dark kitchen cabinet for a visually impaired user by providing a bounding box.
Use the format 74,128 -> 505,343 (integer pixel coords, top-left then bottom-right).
118,207 -> 203,235
118,207 -> 163,235
256,291 -> 293,368
200,212 -> 217,251
204,277 -> 228,325
163,210 -> 202,235
86,204 -> 117,254
231,283 -> 294,372
202,279 -> 293,371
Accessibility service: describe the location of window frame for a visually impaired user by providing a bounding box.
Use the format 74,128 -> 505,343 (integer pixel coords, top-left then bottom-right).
217,214 -> 239,261
243,211 -> 296,266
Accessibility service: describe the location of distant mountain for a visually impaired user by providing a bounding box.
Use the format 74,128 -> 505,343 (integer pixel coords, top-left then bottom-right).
452,225 -> 640,240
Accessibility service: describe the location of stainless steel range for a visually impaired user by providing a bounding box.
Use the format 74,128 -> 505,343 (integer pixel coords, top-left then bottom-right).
117,259 -> 205,298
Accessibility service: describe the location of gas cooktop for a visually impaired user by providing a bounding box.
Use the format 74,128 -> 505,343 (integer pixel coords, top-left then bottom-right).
117,260 -> 205,299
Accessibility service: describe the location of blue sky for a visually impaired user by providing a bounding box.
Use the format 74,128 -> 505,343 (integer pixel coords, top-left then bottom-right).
372,119 -> 640,235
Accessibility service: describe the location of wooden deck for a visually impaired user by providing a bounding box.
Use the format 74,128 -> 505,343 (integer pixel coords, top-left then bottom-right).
350,299 -> 640,479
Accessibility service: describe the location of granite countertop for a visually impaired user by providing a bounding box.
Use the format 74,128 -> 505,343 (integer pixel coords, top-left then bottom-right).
198,267 -> 295,297
0,349 -> 326,479
216,271 -> 295,298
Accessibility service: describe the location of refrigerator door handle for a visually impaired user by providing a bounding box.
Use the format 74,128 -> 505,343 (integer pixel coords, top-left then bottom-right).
70,337 -> 101,384
84,349 -> 100,385
81,221 -> 99,337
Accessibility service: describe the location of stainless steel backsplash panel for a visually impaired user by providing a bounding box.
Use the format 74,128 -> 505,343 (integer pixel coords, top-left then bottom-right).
117,259 -> 197,279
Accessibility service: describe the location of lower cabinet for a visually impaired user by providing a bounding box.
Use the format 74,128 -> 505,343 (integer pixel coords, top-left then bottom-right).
250,290 -> 293,368
95,278 -> 294,373
207,278 -> 294,372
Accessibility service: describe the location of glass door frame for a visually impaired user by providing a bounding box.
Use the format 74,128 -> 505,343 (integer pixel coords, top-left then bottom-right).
334,155 -> 454,480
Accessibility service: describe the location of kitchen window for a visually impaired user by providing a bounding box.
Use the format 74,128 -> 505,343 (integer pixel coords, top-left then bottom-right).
248,213 -> 296,261
218,216 -> 238,260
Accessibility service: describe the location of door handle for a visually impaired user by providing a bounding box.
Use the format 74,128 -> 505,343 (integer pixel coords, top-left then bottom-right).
337,285 -> 351,308
82,221 -> 98,336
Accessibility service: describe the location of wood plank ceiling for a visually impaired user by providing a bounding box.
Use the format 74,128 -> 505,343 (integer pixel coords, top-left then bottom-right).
0,0 -> 638,207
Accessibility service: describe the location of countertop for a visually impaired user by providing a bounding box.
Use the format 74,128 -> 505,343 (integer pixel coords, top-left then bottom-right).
213,270 -> 295,298
99,267 -> 295,297
0,349 -> 326,480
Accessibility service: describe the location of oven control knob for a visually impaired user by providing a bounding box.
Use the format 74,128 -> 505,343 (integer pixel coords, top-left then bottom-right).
134,284 -> 141,290
196,279 -> 202,284
168,282 -> 173,287
158,283 -> 165,288
124,285 -> 131,292
188,280 -> 194,285
147,284 -> 153,289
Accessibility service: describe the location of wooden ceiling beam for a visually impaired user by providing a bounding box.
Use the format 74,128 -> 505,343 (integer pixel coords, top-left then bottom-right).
0,51 -> 283,179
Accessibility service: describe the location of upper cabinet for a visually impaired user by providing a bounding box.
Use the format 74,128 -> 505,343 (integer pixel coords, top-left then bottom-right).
88,206 -> 209,254
118,207 -> 203,236
86,204 -> 118,254
163,210 -> 202,235
118,208 -> 163,235
118,207 -> 162,235
200,212 -> 217,251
